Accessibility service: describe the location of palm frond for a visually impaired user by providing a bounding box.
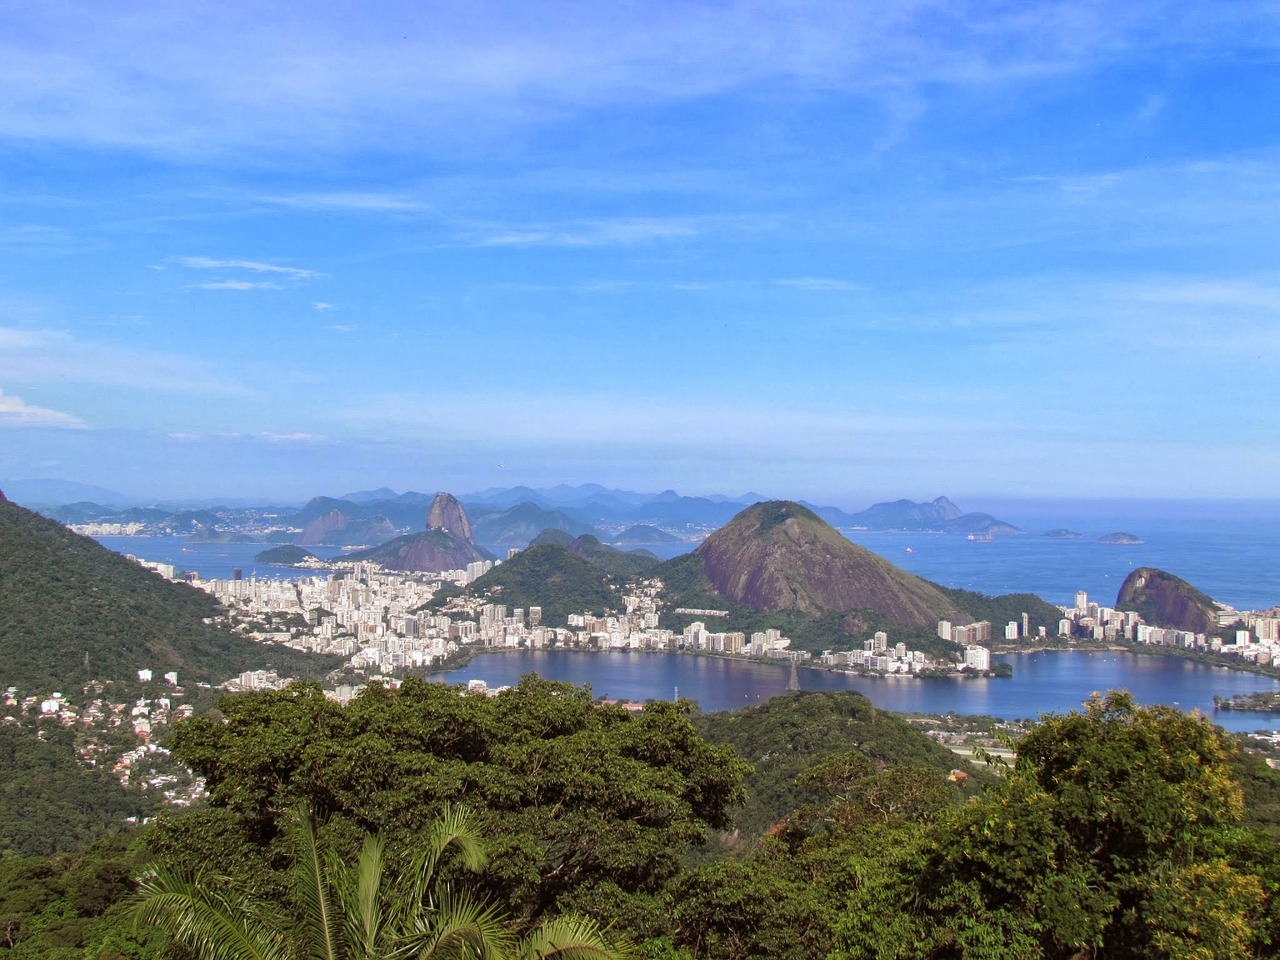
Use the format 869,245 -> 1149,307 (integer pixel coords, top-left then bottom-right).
336,833 -> 387,957
286,808 -> 343,960
516,915 -> 633,960
401,805 -> 489,913
392,891 -> 513,960
132,867 -> 295,960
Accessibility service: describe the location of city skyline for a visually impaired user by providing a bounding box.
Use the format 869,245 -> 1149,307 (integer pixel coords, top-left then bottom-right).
2,1 -> 1279,502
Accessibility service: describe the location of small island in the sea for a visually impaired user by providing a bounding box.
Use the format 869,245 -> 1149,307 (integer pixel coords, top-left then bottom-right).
254,544 -> 320,565
1099,532 -> 1144,545
1043,528 -> 1083,539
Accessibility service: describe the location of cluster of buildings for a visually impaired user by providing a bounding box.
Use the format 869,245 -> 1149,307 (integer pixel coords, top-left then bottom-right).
821,629 -> 994,675
140,551 -> 1280,688
1061,591 -> 1280,667
176,558 -> 1014,682
193,563 -> 808,672
68,521 -> 148,536
2,681 -> 204,807
196,563 -> 458,673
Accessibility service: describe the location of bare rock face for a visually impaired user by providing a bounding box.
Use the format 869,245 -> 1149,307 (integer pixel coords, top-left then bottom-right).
1116,567 -> 1217,635
346,492 -> 489,572
298,509 -> 348,546
427,492 -> 474,542
695,501 -> 964,628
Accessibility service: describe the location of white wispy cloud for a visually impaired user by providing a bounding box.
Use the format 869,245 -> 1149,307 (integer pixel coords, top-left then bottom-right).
257,192 -> 429,213
259,432 -> 328,443
178,256 -> 319,280
7,1 -> 1252,156
312,301 -> 336,311
0,327 -> 252,397
0,389 -> 86,428
194,280 -> 283,291
470,215 -> 751,248
0,224 -> 74,248
774,277 -> 857,291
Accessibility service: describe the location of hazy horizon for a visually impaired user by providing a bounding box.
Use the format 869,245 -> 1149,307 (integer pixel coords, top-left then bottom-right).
3,2 -> 1279,500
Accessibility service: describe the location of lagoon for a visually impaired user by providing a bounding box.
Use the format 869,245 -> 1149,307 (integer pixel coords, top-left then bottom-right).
429,649 -> 1280,733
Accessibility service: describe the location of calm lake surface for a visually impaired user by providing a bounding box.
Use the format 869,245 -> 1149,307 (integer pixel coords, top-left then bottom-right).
430,649 -> 1280,733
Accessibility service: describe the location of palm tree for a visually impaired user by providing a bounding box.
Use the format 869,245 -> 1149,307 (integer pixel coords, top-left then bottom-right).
134,806 -> 630,960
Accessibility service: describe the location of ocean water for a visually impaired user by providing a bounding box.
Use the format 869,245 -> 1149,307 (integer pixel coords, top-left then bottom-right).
92,536 -> 351,582
94,500 -> 1280,611
844,498 -> 1280,611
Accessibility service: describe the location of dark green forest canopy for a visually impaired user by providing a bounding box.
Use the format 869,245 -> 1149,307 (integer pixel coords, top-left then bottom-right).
831,692 -> 1280,960
0,720 -> 157,858
930,584 -> 1063,634
0,830 -> 162,960
692,691 -> 980,841
8,684 -> 1280,960
165,675 -> 750,921
0,497 -> 335,692
427,543 -> 622,627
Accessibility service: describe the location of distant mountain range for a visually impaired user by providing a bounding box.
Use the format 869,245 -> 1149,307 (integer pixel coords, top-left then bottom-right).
19,479 -> 1030,555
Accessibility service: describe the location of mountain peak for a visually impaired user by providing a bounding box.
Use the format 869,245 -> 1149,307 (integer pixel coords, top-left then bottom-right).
931,496 -> 963,520
1116,567 -> 1217,635
694,500 -> 962,626
427,492 -> 474,542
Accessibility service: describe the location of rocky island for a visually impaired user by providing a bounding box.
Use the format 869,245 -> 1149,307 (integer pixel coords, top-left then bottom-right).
1099,531 -> 1144,544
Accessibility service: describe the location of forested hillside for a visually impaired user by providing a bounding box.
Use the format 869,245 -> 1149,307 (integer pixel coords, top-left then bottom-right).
0,720 -> 157,857
429,543 -> 623,626
0,496 -> 328,692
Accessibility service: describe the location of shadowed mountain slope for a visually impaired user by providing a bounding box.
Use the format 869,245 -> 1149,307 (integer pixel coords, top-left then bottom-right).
1117,567 -> 1219,635
529,530 -> 660,577
346,493 -> 491,572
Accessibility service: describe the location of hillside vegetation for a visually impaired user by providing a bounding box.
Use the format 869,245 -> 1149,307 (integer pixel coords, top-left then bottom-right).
432,543 -> 622,626
0,497 -> 326,692
694,690 -> 981,842
695,502 -> 964,626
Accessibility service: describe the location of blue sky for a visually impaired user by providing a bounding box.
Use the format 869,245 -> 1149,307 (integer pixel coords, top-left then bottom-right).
1,1 -> 1278,507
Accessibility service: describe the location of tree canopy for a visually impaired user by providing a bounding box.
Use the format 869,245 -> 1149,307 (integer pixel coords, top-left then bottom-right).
166,676 -> 749,924
835,691 -> 1276,960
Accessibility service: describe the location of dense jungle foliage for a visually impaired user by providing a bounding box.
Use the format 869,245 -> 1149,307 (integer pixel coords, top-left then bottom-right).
7,683 -> 1280,960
